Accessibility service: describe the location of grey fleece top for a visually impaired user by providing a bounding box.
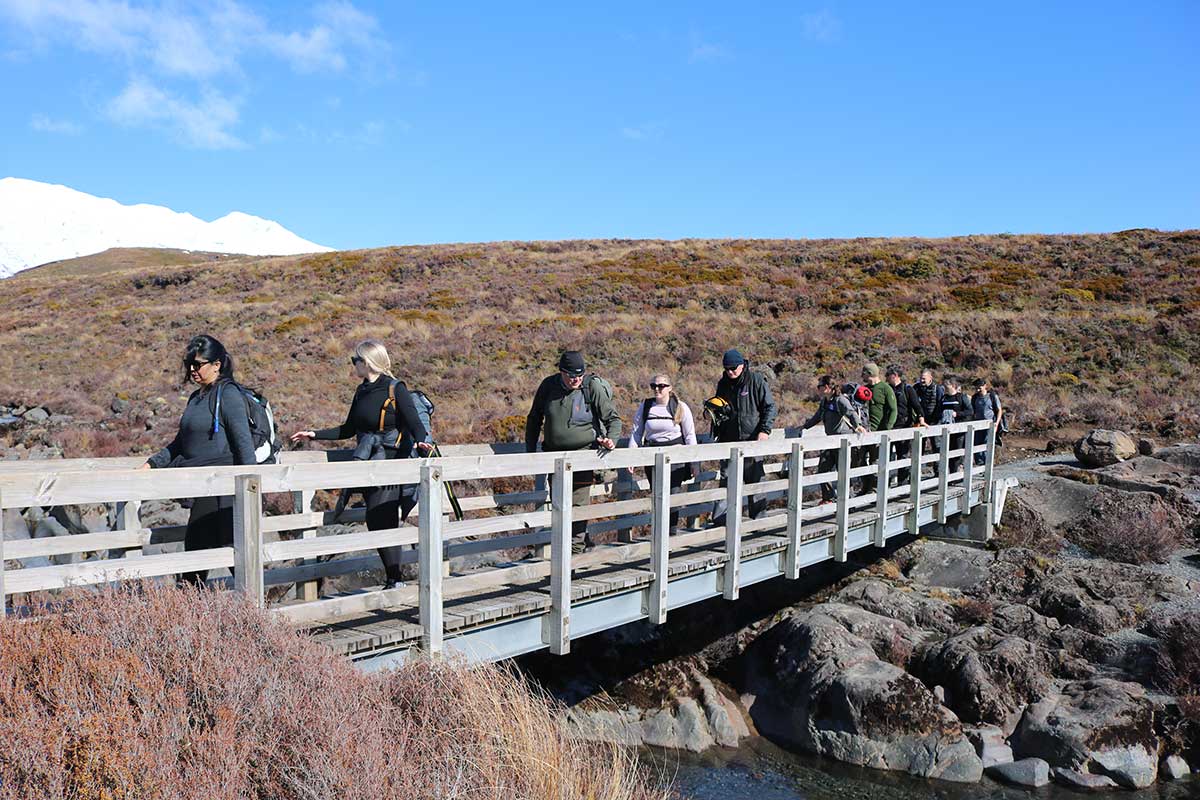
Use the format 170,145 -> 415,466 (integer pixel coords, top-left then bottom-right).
147,380 -> 256,468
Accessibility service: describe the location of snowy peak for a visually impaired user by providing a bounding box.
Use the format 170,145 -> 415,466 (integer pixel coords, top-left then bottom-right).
0,177 -> 333,278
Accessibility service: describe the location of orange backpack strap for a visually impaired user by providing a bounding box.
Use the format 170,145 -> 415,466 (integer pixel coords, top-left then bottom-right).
379,380 -> 396,432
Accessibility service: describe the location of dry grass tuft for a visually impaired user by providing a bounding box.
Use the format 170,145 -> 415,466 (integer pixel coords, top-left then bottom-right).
0,584 -> 668,800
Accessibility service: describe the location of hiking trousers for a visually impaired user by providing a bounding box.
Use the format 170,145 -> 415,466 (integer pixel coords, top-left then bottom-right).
371,483 -> 419,584
710,456 -> 767,526
180,494 -> 234,586
548,468 -> 595,544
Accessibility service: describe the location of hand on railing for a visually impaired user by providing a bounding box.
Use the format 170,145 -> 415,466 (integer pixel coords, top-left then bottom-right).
290,431 -> 316,444
415,441 -> 434,455
595,437 -> 615,451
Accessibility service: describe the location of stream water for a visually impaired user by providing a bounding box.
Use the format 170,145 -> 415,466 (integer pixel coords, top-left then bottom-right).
650,738 -> 1196,800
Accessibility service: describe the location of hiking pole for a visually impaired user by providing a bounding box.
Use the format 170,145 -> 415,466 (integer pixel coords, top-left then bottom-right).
430,443 -> 464,521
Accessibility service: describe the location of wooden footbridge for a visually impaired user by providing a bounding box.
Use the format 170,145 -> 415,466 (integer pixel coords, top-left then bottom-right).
0,421 -> 1006,670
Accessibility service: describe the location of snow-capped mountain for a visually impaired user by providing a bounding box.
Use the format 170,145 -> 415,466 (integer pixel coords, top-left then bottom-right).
0,177 -> 333,278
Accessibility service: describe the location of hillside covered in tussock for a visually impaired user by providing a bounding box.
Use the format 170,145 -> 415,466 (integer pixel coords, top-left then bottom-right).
1,230 -> 1198,460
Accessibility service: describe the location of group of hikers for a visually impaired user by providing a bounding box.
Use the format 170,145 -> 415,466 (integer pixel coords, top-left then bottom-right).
144,334 -> 1004,586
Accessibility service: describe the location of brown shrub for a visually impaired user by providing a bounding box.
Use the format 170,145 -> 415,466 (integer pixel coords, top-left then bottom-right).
954,598 -> 995,625
1064,487 -> 1187,564
0,585 -> 666,800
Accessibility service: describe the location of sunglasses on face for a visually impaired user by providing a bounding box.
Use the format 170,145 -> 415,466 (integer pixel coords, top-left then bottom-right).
350,356 -> 364,366
649,383 -> 670,390
187,359 -> 213,372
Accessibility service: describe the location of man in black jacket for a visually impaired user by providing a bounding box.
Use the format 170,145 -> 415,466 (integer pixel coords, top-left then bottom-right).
886,365 -> 926,485
710,349 -> 776,525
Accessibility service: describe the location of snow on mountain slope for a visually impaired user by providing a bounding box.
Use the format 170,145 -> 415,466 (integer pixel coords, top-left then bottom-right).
0,177 -> 333,278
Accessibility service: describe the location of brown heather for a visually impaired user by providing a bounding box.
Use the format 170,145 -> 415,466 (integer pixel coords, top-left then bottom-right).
0,584 -> 668,800
2,230 -> 1199,460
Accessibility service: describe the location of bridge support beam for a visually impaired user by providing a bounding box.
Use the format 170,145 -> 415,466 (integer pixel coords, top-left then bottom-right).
784,442 -> 803,579
544,457 -> 572,654
647,452 -> 670,624
723,447 -> 742,600
908,428 -> 923,536
0,488 -> 6,615
233,474 -> 264,608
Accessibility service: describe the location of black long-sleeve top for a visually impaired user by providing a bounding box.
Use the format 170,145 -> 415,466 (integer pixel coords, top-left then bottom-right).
147,379 -> 256,468
314,375 -> 428,450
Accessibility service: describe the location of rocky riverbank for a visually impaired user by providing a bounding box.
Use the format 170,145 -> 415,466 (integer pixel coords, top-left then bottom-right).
535,436 -> 1200,792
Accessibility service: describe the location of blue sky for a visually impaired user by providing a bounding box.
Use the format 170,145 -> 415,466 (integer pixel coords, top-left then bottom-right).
1,1 -> 1197,250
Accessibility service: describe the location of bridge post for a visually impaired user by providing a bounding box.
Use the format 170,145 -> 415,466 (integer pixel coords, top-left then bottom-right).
983,421 -> 997,504
544,457 -> 572,654
908,428 -> 923,535
419,464 -> 445,655
962,422 -> 976,510
874,433 -> 890,547
533,473 -> 550,560
834,438 -> 851,562
294,489 -> 318,601
119,501 -> 142,558
937,428 -> 951,524
615,468 -> 636,543
647,451 -> 670,624
233,475 -> 264,608
785,442 -> 804,579
723,446 -> 742,600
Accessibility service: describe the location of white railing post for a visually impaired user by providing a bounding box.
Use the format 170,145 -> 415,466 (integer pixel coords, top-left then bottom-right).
544,457 -> 572,653
908,428 -> 923,535
723,446 -> 743,600
533,473 -> 551,560
615,467 -> 636,543
0,488 -> 6,615
785,442 -> 804,579
938,428 -> 951,524
983,421 -> 997,504
962,422 -> 976,510
294,489 -> 318,601
233,475 -> 264,607
419,463 -> 445,655
119,500 -> 142,558
834,437 -> 851,562
874,433 -> 890,546
648,451 -> 670,624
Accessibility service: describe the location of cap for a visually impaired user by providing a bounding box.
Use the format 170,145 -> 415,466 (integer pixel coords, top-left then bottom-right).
558,350 -> 586,376
722,349 -> 745,369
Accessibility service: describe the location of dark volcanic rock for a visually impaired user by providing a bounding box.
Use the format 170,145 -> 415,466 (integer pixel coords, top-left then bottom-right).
1011,679 -> 1160,788
904,540 -> 993,591
1074,429 -> 1137,468
834,579 -> 959,635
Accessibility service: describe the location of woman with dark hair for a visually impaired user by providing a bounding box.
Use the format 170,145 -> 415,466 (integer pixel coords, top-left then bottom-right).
139,334 -> 256,585
290,340 -> 432,589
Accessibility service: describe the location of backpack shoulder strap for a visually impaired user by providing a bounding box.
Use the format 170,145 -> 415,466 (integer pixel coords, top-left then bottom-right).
379,379 -> 398,432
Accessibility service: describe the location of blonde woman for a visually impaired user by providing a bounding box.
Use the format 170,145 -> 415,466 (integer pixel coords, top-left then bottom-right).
628,374 -> 698,534
291,340 -> 432,588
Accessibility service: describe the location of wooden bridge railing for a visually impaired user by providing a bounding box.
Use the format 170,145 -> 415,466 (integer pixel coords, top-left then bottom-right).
0,420 -> 998,654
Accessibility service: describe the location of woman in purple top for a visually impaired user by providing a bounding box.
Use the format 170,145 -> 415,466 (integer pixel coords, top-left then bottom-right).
628,373 -> 698,534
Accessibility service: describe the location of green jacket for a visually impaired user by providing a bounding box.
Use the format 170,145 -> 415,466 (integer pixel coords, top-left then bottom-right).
525,374 -> 623,452
867,380 -> 898,432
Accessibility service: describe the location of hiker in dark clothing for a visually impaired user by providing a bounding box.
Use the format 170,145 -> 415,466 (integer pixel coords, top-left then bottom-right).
971,378 -> 997,466
886,366 -> 926,485
914,369 -> 942,427
937,375 -> 974,476
802,375 -> 867,502
709,349 -> 777,526
855,363 -> 896,495
525,351 -> 623,553
291,340 -> 432,589
141,334 -> 256,586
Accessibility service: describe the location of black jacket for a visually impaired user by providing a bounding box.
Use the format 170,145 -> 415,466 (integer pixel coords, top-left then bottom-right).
713,360 -> 777,443
893,381 -> 923,428
147,379 -> 256,468
315,375 -> 428,456
937,392 -> 974,425
914,381 -> 943,425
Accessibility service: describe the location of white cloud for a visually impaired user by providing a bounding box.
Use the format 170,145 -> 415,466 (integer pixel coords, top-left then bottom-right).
30,113 -> 83,134
801,10 -> 840,42
107,78 -> 244,149
621,123 -> 664,141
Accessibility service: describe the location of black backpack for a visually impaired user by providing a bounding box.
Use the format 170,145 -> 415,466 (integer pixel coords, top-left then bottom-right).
639,396 -> 680,445
213,381 -> 280,465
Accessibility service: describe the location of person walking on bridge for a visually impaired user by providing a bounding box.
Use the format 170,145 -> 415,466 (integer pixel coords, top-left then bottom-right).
885,365 -> 925,485
525,351 -> 623,553
708,349 -> 776,526
139,334 -> 256,586
290,340 -> 433,589
802,375 -> 867,503
856,363 -> 896,495
628,373 -> 698,535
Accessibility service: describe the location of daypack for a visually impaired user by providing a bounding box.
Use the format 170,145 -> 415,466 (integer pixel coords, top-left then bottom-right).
843,383 -> 873,432
213,381 -> 280,465
639,396 -> 681,445
581,373 -> 615,437
378,380 -> 435,452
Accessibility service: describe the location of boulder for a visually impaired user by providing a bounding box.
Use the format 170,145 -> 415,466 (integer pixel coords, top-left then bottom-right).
742,606 -> 983,782
1074,430 -> 1137,468
834,579 -> 959,635
21,406 -> 50,423
1013,476 -> 1101,530
987,757 -> 1050,788
111,397 -> 131,414
1161,754 -> 1190,780
1011,679 -> 1159,788
965,725 -> 1014,768
1052,767 -> 1119,789
904,540 -> 993,591
1137,437 -> 1156,456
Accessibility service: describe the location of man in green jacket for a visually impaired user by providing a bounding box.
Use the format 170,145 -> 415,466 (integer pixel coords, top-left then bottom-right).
858,362 -> 896,494
525,350 -> 623,552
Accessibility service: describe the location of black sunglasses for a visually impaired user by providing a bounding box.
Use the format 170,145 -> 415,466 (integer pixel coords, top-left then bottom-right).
350,356 -> 364,366
187,359 -> 214,371
649,383 -> 670,390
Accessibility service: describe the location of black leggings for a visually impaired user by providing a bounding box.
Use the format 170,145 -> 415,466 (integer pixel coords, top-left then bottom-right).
180,494 -> 234,586
370,483 -> 419,584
